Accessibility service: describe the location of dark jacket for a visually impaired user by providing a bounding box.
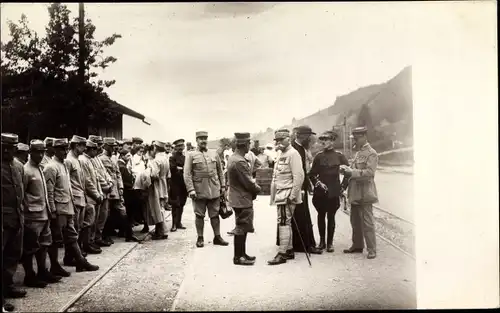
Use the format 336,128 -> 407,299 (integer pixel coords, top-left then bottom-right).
118,158 -> 134,190
291,141 -> 311,192
227,152 -> 260,208
2,159 -> 25,228
309,149 -> 349,198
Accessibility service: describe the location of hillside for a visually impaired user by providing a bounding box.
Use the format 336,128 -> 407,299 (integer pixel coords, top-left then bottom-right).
208,66 -> 413,151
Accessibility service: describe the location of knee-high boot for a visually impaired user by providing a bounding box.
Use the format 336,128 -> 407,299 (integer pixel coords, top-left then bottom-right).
22,254 -> 47,288
326,212 -> 336,252
317,212 -> 326,250
195,216 -> 204,247
35,247 -> 62,283
82,227 -> 101,254
71,242 -> 99,272
242,233 -> 255,261
233,235 -> 253,266
211,217 -> 228,246
48,245 -> 70,277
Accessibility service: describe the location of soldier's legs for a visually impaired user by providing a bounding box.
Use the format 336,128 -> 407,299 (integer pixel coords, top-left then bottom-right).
193,199 -> 207,238
277,204 -> 295,254
22,221 -> 48,288
349,204 -> 365,250
95,199 -> 109,242
361,204 -> 377,254
34,221 -> 61,283
115,200 -> 138,241
2,224 -> 24,293
207,198 -> 221,237
178,193 -> 187,227
48,217 -> 70,277
326,197 -> 340,248
91,202 -> 101,244
61,215 -> 99,272
81,204 -> 101,254
313,195 -> 328,247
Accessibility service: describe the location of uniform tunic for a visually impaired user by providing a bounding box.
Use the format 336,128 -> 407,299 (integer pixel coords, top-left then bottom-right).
169,152 -> 188,227
2,159 -> 25,287
145,157 -> 164,225
309,149 -> 349,199
79,153 -> 101,227
155,152 -> 171,201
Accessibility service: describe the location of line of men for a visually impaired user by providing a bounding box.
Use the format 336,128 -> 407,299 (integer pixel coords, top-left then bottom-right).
224,125 -> 379,266
2,133 -> 190,312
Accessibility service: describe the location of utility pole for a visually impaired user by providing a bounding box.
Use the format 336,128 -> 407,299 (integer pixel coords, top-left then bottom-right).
343,116 -> 347,155
78,3 -> 85,135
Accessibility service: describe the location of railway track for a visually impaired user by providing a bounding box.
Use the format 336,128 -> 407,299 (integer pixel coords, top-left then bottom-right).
373,205 -> 414,226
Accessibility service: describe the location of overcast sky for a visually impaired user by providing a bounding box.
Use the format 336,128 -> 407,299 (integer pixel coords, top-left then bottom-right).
1,2 -> 415,142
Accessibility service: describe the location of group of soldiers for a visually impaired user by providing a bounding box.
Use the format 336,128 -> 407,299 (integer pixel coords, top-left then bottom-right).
1,134 -> 191,312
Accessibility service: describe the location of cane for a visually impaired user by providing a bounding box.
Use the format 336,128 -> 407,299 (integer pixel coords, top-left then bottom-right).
285,203 -> 312,267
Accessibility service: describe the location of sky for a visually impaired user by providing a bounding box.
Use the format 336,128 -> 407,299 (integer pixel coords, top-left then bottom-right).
1,2 -> 415,143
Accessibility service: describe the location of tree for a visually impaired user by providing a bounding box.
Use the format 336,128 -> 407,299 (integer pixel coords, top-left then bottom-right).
1,3 -> 122,140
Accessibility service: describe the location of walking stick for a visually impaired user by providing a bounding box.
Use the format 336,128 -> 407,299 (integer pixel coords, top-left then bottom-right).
285,203 -> 312,267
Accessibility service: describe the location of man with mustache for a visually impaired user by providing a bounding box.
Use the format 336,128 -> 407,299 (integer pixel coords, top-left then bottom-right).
184,131 -> 228,248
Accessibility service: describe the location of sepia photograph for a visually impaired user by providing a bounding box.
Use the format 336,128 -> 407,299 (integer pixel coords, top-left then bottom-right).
1,2 -> 498,312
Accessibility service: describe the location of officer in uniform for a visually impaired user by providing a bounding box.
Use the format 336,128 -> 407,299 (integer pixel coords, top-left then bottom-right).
169,139 -> 188,232
309,130 -> 350,252
268,129 -> 305,265
2,133 -> 27,311
183,131 -> 228,248
340,126 -> 379,259
78,140 -> 104,254
227,132 -> 261,266
40,137 -> 56,169
21,140 -> 62,289
14,143 -> 29,165
44,138 -> 99,272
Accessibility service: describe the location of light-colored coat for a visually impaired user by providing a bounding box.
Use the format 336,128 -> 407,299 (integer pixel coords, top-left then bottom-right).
145,158 -> 163,225
270,146 -> 304,205
43,157 -> 75,215
79,153 -> 102,205
347,143 -> 379,204
65,150 -> 86,207
155,152 -> 170,200
23,160 -> 50,219
99,153 -> 123,200
183,149 -> 225,200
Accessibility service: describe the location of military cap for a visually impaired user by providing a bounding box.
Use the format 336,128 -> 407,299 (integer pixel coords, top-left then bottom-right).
318,130 -> 338,140
352,126 -> 368,136
132,137 -> 143,144
53,138 -> 69,148
70,135 -> 86,144
122,138 -> 133,144
29,140 -> 46,151
86,140 -> 98,148
274,129 -> 291,140
195,131 -> 208,138
295,125 -> 316,135
44,137 -> 57,147
16,143 -> 30,151
234,132 -> 251,144
153,140 -> 167,149
1,133 -> 19,145
103,137 -> 117,146
117,140 -> 124,145
88,135 -> 103,144
173,139 -> 185,146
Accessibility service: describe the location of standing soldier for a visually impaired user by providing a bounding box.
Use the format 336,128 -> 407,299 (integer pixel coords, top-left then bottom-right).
78,140 -> 104,254
21,140 -> 62,289
117,148 -> 136,228
153,141 -> 170,210
169,139 -> 188,232
65,135 -> 87,239
129,137 -> 144,172
309,130 -> 350,252
40,137 -> 56,169
44,138 -> 99,272
14,143 -> 29,165
268,129 -> 305,265
2,133 -> 27,312
184,131 -> 228,248
340,126 -> 379,259
227,133 -> 261,266
88,135 -> 113,248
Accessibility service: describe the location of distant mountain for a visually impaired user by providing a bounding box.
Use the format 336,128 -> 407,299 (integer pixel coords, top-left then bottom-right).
208,66 -> 413,151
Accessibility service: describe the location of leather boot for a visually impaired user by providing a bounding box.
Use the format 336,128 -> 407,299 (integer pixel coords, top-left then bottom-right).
343,247 -> 363,254
171,224 -> 177,232
36,247 -> 62,284
151,222 -> 168,240
63,244 -> 77,266
3,286 -> 27,299
213,235 -> 229,246
284,249 -> 295,260
82,228 -> 102,254
242,234 -> 256,261
95,238 -> 111,247
267,253 -> 287,265
233,235 -> 254,266
317,238 -> 326,250
326,214 -> 335,252
196,236 -> 204,248
71,242 -> 99,272
22,255 -> 47,288
48,246 -> 71,277
123,215 -> 140,242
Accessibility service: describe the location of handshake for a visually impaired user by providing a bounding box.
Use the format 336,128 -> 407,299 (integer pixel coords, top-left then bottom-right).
339,165 -> 352,176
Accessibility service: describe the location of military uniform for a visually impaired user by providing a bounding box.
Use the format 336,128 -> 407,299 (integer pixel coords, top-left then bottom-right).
40,137 -> 56,169
15,143 -> 29,165
21,140 -> 62,288
342,126 -> 379,259
169,139 -> 188,231
268,129 -> 305,265
44,138 -> 99,272
65,135 -> 87,232
2,133 -> 27,302
309,130 -> 350,252
227,133 -> 261,266
183,131 -> 227,248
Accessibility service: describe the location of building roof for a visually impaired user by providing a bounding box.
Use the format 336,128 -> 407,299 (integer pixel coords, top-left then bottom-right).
108,100 -> 150,125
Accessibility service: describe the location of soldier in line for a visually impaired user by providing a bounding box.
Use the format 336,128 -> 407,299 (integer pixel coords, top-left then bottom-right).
2,134 -> 27,312
309,130 -> 350,253
40,137 -> 56,169
21,140 -> 62,289
63,135 -> 89,263
227,132 -> 261,266
340,126 -> 379,259
88,135 -> 113,249
184,131 -> 228,248
14,143 -> 29,165
169,139 -> 188,232
78,140 -> 104,254
153,141 -> 171,210
44,138 -> 99,272
268,129 -> 305,265
117,147 -> 136,230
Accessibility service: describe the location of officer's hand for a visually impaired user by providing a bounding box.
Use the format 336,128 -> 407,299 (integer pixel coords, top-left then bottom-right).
189,191 -> 197,199
160,198 -> 166,208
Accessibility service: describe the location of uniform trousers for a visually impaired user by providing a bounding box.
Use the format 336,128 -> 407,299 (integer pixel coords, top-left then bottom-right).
82,203 -> 96,229
50,214 -> 79,246
312,194 -> 340,244
2,220 -> 23,287
95,199 -> 110,241
73,205 -> 85,233
277,203 -> 296,254
23,219 -> 52,256
350,203 -> 377,253
171,192 -> 187,227
193,198 -> 220,218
